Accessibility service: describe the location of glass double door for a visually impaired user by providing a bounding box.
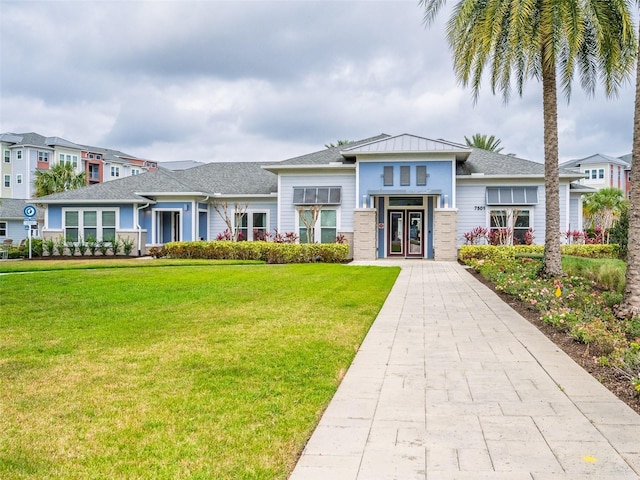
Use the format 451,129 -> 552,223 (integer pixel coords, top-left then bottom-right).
388,210 -> 423,257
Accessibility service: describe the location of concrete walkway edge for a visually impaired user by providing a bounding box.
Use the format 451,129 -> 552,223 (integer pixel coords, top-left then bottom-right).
290,261 -> 640,480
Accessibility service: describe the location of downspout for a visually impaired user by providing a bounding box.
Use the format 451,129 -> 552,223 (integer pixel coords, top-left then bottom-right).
136,202 -> 150,256
200,196 -> 210,240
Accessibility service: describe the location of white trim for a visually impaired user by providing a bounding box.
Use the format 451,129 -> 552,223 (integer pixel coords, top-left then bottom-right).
151,207 -> 183,244
61,206 -> 120,241
232,209 -> 271,241
295,207 -> 340,243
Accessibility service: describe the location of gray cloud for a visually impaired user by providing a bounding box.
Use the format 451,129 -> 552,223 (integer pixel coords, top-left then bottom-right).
0,0 -> 634,163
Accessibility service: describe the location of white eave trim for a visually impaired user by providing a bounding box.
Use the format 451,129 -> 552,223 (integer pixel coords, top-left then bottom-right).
457,173 -> 583,180
35,198 -> 157,205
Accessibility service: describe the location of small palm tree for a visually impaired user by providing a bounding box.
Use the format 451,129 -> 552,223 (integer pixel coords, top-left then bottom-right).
34,162 -> 87,197
582,188 -> 626,234
464,134 -> 503,153
420,0 -> 636,277
324,140 -> 351,149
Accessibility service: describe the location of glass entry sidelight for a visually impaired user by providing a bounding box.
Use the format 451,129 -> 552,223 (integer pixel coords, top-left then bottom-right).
387,210 -> 423,257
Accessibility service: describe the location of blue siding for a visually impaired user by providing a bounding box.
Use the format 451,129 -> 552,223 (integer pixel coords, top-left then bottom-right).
47,205 -> 63,229
359,161 -> 453,198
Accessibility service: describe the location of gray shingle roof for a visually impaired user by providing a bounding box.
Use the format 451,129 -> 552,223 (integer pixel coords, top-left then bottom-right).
0,198 -> 42,219
458,148 -> 580,177
35,169 -> 199,203
176,162 -> 277,195
36,162 -> 278,203
273,135 -> 390,166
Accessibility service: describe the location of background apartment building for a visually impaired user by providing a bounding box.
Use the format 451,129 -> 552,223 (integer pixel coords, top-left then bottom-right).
0,132 -> 158,199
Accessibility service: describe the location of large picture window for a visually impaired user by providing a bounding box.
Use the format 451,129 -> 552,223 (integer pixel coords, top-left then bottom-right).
298,209 -> 337,244
234,211 -> 269,241
63,208 -> 118,241
489,208 -> 531,245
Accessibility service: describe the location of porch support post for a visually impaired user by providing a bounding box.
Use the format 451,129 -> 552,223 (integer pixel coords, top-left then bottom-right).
433,208 -> 458,261
353,208 -> 377,261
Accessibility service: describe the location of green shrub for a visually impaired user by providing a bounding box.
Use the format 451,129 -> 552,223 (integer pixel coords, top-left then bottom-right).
43,238 -> 55,256
459,244 -> 620,263
55,236 -> 66,256
122,237 -> 135,256
163,241 -> 349,264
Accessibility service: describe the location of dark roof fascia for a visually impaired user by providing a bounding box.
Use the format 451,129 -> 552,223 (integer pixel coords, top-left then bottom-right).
134,191 -> 210,197
262,164 -> 356,173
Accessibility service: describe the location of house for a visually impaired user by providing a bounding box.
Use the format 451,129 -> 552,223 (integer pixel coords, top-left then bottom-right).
560,153 -> 632,199
35,134 -> 586,260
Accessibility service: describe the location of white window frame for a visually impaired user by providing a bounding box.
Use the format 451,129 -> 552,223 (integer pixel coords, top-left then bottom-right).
3,150 -> 10,163
16,150 -> 22,160
0,221 -> 7,236
3,174 -> 10,188
131,168 -> 140,176
296,207 -> 339,244
233,210 -> 270,241
62,208 -> 119,242
488,208 -> 532,245
16,174 -> 22,184
111,166 -> 120,178
598,168 -> 605,179
38,151 -> 49,163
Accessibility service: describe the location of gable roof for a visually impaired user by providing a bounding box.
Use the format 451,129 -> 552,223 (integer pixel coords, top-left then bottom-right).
560,153 -> 631,169
341,134 -> 471,160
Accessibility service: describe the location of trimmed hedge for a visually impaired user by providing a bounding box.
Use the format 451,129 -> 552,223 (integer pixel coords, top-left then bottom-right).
459,244 -> 620,263
163,241 -> 350,264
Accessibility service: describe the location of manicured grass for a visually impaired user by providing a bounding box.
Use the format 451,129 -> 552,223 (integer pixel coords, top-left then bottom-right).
562,255 -> 627,293
0,263 -> 399,479
0,258 -> 262,274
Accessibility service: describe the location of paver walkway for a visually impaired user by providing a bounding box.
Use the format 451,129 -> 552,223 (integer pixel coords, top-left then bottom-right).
290,261 -> 640,480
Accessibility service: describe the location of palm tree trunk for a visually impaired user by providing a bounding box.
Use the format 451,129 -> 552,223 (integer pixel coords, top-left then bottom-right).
541,46 -> 564,277
617,22 -> 640,319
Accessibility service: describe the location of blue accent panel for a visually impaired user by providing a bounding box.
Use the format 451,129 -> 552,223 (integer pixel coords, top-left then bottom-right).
359,161 -> 453,198
427,197 -> 434,259
377,197 -> 385,258
48,206 -> 63,229
119,205 -> 134,229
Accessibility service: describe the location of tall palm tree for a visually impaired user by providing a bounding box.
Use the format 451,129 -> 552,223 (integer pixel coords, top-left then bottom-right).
420,0 -> 636,277
464,133 -> 503,152
34,162 -> 87,198
618,21 -> 640,318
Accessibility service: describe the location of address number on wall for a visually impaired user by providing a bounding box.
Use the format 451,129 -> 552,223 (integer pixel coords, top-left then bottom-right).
474,206 -> 486,211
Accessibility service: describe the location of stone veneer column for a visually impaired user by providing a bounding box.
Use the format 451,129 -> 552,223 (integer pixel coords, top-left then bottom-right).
433,208 -> 458,261
353,208 -> 377,261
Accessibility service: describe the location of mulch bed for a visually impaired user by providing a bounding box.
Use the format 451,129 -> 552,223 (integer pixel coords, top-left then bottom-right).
465,266 -> 640,416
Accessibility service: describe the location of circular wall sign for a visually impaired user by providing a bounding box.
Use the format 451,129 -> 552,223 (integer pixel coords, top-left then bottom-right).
24,206 -> 37,217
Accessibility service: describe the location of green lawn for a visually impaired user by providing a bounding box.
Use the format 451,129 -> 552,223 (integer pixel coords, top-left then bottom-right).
0,263 -> 399,479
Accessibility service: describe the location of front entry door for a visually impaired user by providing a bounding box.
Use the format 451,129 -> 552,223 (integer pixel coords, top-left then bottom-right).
388,210 -> 423,257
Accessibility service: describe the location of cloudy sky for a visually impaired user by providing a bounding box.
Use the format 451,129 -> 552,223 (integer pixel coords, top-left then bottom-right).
0,0 -> 635,164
